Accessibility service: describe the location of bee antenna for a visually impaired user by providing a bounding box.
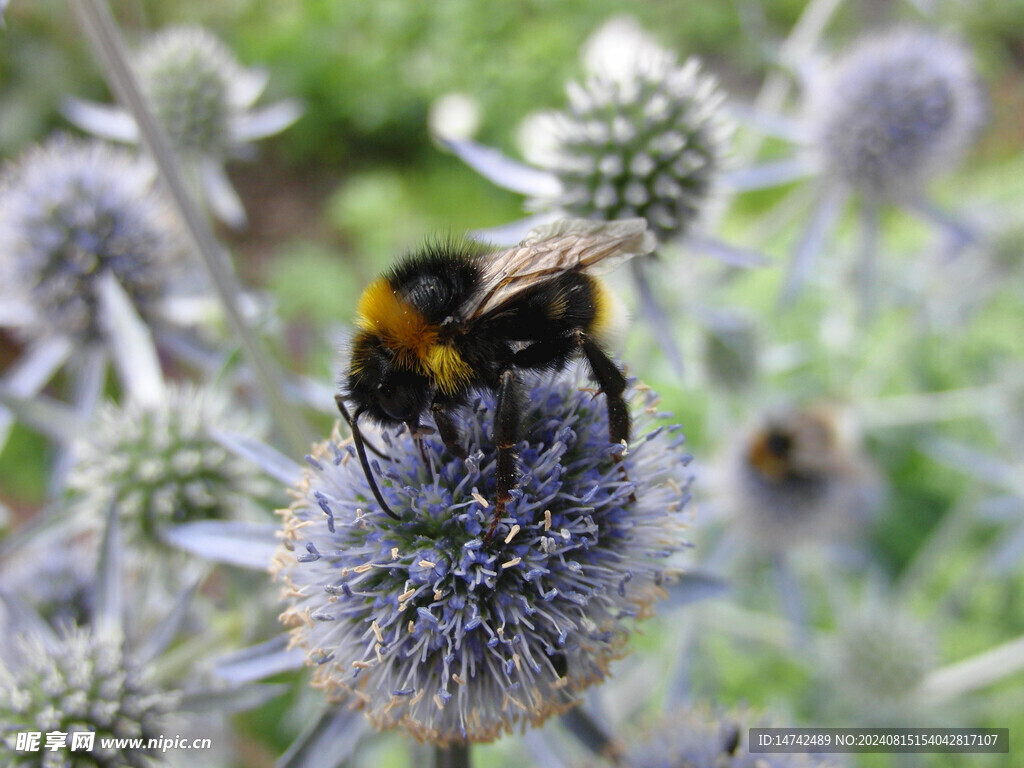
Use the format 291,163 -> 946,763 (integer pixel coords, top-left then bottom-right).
334,397 -> 389,459
335,395 -> 400,521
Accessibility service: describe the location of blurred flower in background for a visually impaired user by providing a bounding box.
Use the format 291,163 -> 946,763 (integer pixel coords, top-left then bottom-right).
441,15 -> 759,371
0,507 -> 275,768
67,383 -> 280,584
805,28 -> 983,206
514,16 -> 733,245
619,705 -> 844,768
274,365 -> 692,745
0,134 -> 195,477
0,136 -> 183,347
444,16 -> 734,246
820,591 -> 939,725
64,25 -> 303,229
780,27 -> 987,311
0,623 -> 180,766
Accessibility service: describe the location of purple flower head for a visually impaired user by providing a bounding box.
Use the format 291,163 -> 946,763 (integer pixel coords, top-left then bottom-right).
0,136 -> 181,344
275,363 -> 692,745
807,28 -> 985,201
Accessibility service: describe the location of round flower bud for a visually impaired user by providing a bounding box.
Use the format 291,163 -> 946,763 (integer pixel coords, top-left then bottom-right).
830,602 -> 938,721
0,628 -> 178,767
0,137 -> 181,344
68,384 -> 277,550
531,19 -> 733,241
275,365 -> 692,745
806,28 -> 985,201
135,26 -> 247,159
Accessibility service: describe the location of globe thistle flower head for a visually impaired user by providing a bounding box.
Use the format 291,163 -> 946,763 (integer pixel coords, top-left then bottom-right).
68,384 -> 278,551
0,531 -> 98,627
0,626 -> 178,766
275,365 -> 692,745
806,28 -> 985,202
830,600 -> 938,721
623,706 -> 844,768
716,406 -> 880,553
135,26 -> 247,160
0,136 -> 181,344
530,18 -> 733,241
64,25 -> 302,228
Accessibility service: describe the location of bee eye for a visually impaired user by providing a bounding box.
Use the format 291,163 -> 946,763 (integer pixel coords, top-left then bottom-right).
765,429 -> 792,459
376,381 -> 421,423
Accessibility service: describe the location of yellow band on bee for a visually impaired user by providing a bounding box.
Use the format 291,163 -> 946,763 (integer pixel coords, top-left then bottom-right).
748,435 -> 789,480
423,343 -> 473,394
356,278 -> 437,364
355,278 -> 472,392
588,276 -> 621,344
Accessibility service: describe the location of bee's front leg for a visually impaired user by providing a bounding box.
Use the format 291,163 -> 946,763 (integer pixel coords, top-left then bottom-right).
430,402 -> 467,459
405,420 -> 435,465
484,368 -> 522,545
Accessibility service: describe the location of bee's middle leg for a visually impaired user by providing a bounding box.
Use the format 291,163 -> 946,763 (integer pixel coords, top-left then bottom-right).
484,368 -> 522,545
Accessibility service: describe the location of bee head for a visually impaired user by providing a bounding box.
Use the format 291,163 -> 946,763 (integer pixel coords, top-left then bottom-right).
346,332 -> 432,426
748,409 -> 839,481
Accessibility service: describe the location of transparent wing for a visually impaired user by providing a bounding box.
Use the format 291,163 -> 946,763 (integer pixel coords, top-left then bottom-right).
465,218 -> 655,320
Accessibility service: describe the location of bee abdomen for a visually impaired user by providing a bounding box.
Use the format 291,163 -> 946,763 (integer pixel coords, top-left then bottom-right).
487,272 -> 617,343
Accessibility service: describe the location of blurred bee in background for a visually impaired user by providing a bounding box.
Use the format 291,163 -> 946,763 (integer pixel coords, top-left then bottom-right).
715,405 -> 882,554
336,218 -> 654,543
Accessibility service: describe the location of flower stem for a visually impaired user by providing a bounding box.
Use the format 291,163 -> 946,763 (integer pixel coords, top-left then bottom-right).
560,706 -> 625,766
716,0 -> 844,221
855,385 -> 1006,430
738,0 -> 843,162
432,743 -> 472,768
857,200 -> 880,324
920,634 -> 1024,702
73,0 -> 311,456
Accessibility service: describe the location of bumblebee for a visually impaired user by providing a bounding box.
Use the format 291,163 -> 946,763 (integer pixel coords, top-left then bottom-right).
336,218 -> 654,543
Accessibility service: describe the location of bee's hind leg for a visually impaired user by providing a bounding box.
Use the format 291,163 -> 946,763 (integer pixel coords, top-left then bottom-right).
574,331 -> 631,448
575,332 -> 636,501
483,368 -> 522,545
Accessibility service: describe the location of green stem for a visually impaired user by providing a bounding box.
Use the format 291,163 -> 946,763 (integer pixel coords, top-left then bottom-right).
855,385 -> 1006,430
737,0 -> 843,162
560,706 -> 626,766
714,0 -> 845,223
432,743 -> 471,768
920,634 -> 1024,703
73,0 -> 310,456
